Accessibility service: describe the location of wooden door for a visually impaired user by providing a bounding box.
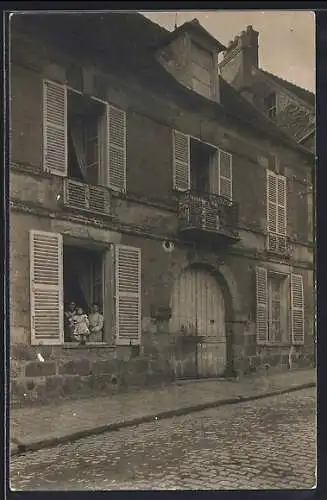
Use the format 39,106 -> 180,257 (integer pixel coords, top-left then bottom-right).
170,266 -> 227,377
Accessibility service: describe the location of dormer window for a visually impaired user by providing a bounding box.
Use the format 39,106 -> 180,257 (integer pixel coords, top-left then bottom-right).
157,19 -> 225,103
264,92 -> 277,120
190,42 -> 215,99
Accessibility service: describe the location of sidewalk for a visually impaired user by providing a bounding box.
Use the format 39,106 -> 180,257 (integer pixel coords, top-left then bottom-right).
10,368 -> 316,456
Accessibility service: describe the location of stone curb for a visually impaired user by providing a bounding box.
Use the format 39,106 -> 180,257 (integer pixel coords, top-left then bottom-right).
10,382 -> 315,457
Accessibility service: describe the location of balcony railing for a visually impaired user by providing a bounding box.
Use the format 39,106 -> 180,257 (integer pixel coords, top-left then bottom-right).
178,190 -> 239,242
63,178 -> 111,216
266,233 -> 292,257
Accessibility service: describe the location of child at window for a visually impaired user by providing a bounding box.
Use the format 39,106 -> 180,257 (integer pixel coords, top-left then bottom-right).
88,303 -> 104,342
72,307 -> 90,345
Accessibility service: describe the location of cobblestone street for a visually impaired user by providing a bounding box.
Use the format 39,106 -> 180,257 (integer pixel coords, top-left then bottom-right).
10,387 -> 316,491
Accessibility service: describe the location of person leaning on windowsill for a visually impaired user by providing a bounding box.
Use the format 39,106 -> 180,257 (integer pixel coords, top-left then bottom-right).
88,303 -> 104,342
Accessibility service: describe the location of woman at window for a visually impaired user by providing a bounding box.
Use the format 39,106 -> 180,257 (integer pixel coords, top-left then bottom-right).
88,303 -> 104,342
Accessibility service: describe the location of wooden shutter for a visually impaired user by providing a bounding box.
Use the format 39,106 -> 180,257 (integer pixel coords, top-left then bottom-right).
256,267 -> 268,344
209,148 -> 220,195
107,104 -> 126,192
277,175 -> 287,236
115,245 -> 141,345
219,149 -> 232,200
291,273 -> 304,345
173,130 -> 190,191
43,79 -> 67,176
267,170 -> 277,233
30,230 -> 64,345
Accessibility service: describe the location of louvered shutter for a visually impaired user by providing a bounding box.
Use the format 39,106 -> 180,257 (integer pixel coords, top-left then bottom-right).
277,175 -> 287,236
291,273 -> 304,345
30,230 -> 64,345
219,149 -> 232,200
209,148 -> 220,195
43,79 -> 67,176
107,104 -> 126,192
173,130 -> 190,191
256,267 -> 268,344
115,245 -> 141,345
267,170 -> 277,233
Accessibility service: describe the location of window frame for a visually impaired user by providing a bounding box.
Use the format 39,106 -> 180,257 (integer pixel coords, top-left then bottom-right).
172,130 -> 233,201
42,79 -> 127,193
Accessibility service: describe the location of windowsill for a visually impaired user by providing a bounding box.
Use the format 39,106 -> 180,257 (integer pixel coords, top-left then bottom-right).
63,342 -> 115,349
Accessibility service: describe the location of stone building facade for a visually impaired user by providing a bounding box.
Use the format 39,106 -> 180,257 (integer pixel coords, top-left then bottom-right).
219,25 -> 315,152
10,13 -> 315,406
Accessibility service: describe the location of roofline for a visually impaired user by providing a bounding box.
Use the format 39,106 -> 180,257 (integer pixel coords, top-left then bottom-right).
171,78 -> 314,161
298,128 -> 315,144
256,68 -> 315,109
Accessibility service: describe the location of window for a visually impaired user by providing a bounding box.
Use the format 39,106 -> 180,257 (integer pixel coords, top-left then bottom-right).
29,230 -> 141,346
268,276 -> 284,343
190,42 -> 214,99
264,92 -> 277,120
267,170 -> 288,253
63,245 -> 104,342
43,79 -> 127,192
173,130 -> 232,200
255,267 -> 304,345
67,90 -> 105,185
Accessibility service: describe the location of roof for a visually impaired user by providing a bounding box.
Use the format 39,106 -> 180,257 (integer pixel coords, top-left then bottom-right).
12,12 -> 313,159
168,18 -> 226,53
260,69 -> 315,107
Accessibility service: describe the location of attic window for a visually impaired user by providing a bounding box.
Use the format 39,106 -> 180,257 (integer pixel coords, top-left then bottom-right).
190,42 -> 215,100
264,92 -> 277,120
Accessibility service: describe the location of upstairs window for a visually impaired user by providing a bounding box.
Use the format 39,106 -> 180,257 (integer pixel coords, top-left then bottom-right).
264,92 -> 277,120
173,130 -> 232,200
266,169 -> 288,253
43,79 -> 127,193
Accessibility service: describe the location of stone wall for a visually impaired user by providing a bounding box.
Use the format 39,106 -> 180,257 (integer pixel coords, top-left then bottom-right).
11,342 -> 175,408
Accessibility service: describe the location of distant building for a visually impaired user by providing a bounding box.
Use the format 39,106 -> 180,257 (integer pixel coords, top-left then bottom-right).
219,26 -> 315,152
10,13 -> 314,406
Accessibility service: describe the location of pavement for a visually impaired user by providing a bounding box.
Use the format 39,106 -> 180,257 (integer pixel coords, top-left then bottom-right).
10,368 -> 316,457
10,387 -> 316,490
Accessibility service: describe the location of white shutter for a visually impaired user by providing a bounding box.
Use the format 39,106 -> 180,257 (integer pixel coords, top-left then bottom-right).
115,245 -> 141,345
277,175 -> 287,236
291,273 -> 304,345
107,104 -> 126,192
209,148 -> 220,195
267,170 -> 277,233
256,267 -> 268,344
43,79 -> 67,176
219,149 -> 232,200
30,230 -> 64,345
173,130 -> 190,191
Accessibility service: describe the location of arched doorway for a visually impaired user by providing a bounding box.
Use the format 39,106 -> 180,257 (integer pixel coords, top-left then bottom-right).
170,265 -> 227,378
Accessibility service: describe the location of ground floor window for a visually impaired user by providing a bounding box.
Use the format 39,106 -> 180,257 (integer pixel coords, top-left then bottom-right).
268,276 -> 284,343
63,245 -> 105,342
29,230 -> 140,347
256,267 -> 304,345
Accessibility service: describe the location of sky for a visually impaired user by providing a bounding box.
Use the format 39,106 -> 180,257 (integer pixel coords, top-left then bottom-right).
141,11 -> 315,93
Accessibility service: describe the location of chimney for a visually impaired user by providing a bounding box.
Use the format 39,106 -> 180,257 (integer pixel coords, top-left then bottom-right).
219,25 -> 259,91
